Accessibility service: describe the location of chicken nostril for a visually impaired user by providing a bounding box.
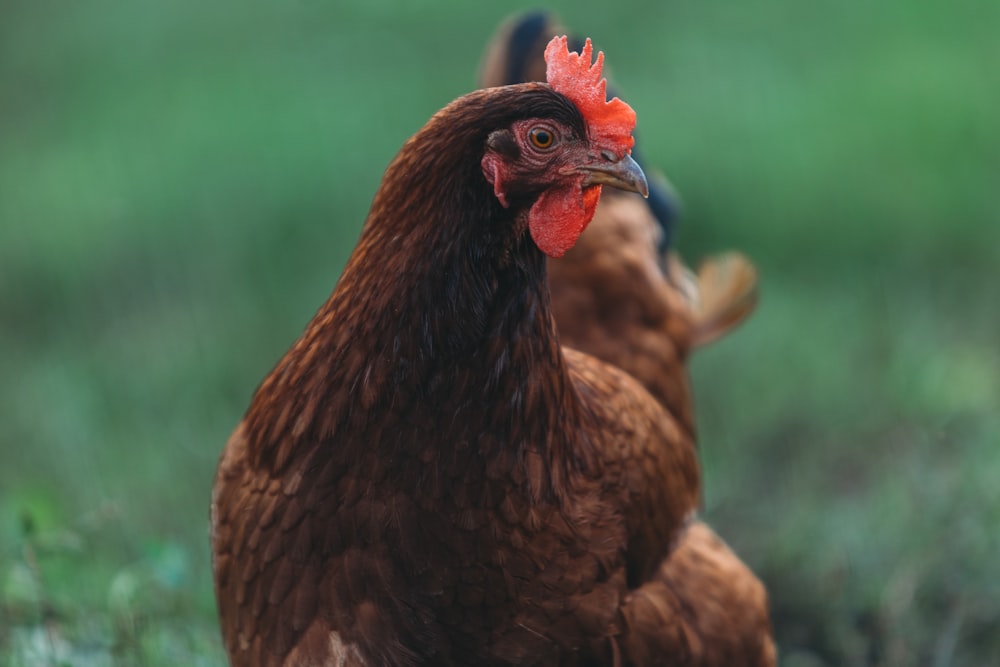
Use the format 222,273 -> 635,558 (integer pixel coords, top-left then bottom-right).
601,150 -> 617,162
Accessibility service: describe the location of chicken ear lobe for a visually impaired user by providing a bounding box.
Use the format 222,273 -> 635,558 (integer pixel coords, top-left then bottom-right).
481,152 -> 512,208
528,183 -> 601,257
482,129 -> 523,209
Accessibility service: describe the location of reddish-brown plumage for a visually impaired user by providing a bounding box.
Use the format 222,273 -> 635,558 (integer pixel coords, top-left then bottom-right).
479,15 -> 761,435
475,14 -> 774,666
212,82 -> 705,665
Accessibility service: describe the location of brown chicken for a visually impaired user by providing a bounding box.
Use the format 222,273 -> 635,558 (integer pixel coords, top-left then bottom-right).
477,13 -> 775,666
479,11 -> 760,433
212,37 -> 765,666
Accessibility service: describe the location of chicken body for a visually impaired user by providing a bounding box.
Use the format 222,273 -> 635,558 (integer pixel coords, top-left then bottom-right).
475,14 -> 775,667
212,83 -> 704,665
480,12 -> 759,433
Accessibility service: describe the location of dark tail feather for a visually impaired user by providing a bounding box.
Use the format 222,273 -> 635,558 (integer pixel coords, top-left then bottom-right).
505,11 -> 550,84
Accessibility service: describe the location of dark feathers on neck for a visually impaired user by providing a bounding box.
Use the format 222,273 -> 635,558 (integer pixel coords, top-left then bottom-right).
245,84 -> 583,464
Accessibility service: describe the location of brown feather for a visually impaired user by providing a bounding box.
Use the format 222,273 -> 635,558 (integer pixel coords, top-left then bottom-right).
473,13 -> 775,666
210,25 -> 771,663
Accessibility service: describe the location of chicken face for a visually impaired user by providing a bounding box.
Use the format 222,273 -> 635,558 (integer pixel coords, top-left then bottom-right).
481,117 -> 647,257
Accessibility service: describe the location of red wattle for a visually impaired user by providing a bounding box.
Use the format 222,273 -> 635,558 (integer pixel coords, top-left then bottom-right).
529,185 -> 602,258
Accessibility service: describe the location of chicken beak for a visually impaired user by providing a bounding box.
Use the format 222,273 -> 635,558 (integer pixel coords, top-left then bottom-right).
576,153 -> 649,198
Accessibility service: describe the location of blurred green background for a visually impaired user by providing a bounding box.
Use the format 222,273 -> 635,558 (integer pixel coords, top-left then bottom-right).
1,0 -> 997,664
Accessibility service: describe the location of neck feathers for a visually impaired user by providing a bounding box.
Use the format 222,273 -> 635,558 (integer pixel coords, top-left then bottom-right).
245,87 -> 577,468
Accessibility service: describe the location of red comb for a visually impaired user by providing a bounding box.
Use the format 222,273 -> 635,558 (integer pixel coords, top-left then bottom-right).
544,35 -> 636,156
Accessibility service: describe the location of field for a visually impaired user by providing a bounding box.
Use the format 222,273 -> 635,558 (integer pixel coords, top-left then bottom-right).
2,0 -> 997,664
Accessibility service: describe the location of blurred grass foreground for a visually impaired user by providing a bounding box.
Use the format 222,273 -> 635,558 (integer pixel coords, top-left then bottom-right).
2,1 -> 998,665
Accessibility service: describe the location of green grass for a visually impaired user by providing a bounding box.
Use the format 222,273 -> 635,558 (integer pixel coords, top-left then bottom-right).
1,0 -> 997,664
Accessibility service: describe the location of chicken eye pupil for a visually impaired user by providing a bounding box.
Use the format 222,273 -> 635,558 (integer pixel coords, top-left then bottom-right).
530,128 -> 553,149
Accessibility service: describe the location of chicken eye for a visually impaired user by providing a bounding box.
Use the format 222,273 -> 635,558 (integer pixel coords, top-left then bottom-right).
528,127 -> 555,150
